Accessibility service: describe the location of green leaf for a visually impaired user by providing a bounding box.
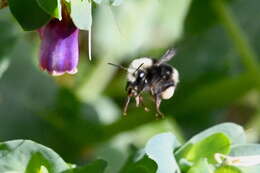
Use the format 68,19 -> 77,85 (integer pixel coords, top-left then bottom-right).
119,146 -> 157,173
70,0 -> 92,30
176,123 -> 246,157
187,159 -> 214,173
144,132 -> 181,173
123,155 -> 157,173
25,152 -> 52,173
63,159 -> 107,173
215,165 -> 242,173
188,123 -> 246,144
8,0 -> 51,31
176,133 -> 231,164
0,140 -> 69,172
36,0 -> 62,20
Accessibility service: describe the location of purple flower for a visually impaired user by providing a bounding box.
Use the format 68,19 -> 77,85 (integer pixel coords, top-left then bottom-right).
38,19 -> 79,76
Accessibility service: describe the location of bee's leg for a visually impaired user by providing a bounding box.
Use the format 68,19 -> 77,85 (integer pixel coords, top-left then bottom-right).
139,96 -> 150,112
135,96 -> 140,107
123,96 -> 131,116
155,95 -> 164,119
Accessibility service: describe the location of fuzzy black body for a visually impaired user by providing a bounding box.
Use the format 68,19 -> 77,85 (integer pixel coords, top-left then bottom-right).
124,49 -> 179,117
145,62 -> 175,96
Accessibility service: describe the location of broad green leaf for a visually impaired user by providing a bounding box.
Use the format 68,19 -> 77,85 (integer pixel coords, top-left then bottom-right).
0,140 -> 69,173
36,0 -> 62,20
176,133 -> 231,164
187,159 -> 214,173
70,0 -> 92,30
145,132 -> 181,173
187,123 -> 246,144
215,166 -> 242,173
176,123 -> 245,157
63,159 -> 107,173
8,0 -> 51,31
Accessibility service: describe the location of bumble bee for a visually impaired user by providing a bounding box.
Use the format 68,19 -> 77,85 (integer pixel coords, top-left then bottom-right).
109,48 -> 179,118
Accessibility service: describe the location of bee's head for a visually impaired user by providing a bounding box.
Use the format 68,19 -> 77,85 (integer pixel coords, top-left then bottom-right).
126,70 -> 147,97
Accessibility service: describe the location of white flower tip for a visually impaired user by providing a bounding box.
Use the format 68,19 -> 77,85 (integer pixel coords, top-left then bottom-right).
51,68 -> 78,76
67,68 -> 78,75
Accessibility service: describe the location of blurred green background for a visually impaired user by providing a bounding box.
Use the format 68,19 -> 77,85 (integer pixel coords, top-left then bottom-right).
0,0 -> 260,172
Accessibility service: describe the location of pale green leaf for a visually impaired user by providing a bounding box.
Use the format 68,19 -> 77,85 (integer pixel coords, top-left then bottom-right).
70,0 -> 92,30
145,132 -> 181,173
0,140 -> 69,173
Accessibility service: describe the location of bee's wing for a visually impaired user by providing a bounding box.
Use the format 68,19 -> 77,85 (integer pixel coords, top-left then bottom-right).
156,48 -> 176,65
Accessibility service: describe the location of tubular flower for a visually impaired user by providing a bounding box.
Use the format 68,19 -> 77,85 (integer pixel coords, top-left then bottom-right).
38,19 -> 79,76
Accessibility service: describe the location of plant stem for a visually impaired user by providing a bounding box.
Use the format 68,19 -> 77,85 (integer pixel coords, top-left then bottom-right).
212,0 -> 259,75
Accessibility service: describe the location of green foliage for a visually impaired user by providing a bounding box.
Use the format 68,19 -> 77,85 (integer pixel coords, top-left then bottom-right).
69,0 -> 92,30
144,132 -> 181,173
36,0 -> 62,20
1,123 -> 259,173
0,140 -> 69,173
8,0 -> 51,30
119,123 -> 260,173
120,154 -> 157,173
63,159 -> 107,173
178,123 -> 246,146
0,140 -> 107,173
187,159 -> 213,173
215,166 -> 242,173
25,152 -> 54,173
0,0 -> 260,172
176,133 -> 231,164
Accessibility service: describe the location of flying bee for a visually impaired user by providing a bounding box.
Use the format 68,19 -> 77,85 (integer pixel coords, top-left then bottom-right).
108,48 -> 179,118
